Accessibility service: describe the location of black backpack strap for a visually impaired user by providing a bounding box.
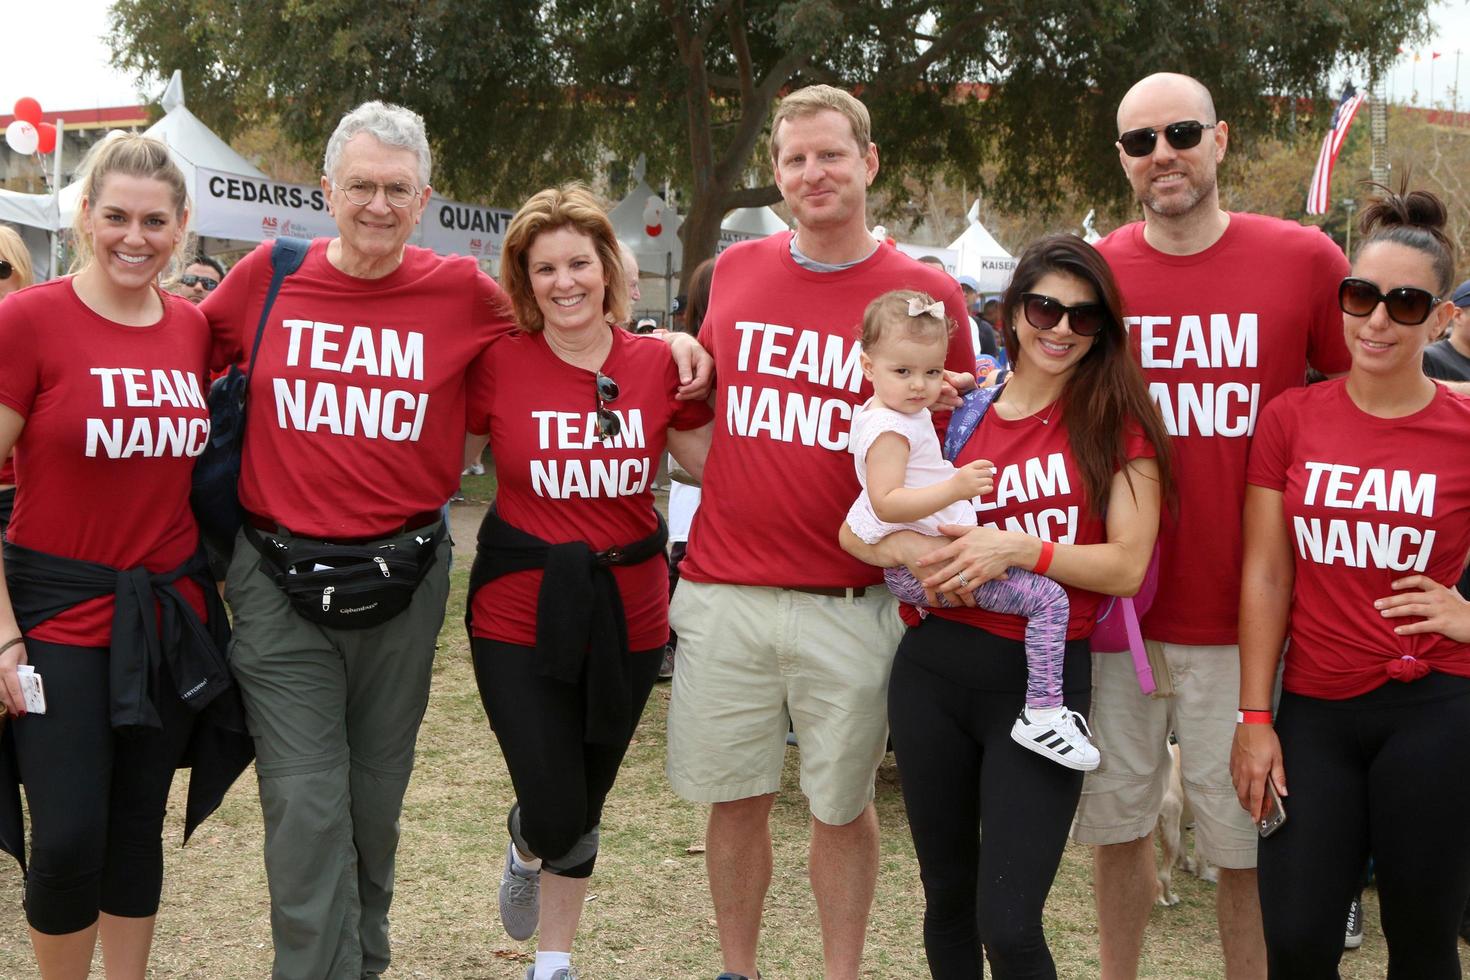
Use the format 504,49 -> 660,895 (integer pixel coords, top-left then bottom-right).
244,236 -> 311,381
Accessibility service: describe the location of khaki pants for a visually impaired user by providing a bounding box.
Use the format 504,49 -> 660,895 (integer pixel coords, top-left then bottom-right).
225,524 -> 451,980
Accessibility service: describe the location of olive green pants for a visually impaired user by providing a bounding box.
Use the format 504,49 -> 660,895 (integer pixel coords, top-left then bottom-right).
225,523 -> 451,980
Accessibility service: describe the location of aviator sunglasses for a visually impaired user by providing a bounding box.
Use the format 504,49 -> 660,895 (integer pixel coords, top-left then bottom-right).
1338,277 -> 1441,326
1020,293 -> 1108,337
595,371 -> 621,441
1117,120 -> 1216,158
179,273 -> 219,291
0,260 -> 12,280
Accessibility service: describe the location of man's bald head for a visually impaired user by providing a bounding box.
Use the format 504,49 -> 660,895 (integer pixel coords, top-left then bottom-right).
1117,73 -> 1217,133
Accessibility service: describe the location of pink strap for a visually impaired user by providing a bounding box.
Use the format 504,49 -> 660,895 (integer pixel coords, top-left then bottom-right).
1123,595 -> 1155,695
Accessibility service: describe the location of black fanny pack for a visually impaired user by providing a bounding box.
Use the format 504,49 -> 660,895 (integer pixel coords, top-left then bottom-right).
244,519 -> 446,630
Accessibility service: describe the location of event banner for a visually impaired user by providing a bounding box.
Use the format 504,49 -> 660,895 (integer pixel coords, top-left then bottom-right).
194,167 -> 513,267
193,168 -> 339,242
422,200 -> 514,268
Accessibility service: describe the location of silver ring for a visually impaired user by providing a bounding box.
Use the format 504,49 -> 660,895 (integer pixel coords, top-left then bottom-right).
956,572 -> 970,589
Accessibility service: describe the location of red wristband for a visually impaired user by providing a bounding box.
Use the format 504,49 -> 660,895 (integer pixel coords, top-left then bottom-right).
1032,540 -> 1055,576
1236,709 -> 1273,725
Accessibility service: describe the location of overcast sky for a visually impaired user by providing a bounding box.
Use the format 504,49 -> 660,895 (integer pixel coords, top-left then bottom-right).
6,0 -> 1470,115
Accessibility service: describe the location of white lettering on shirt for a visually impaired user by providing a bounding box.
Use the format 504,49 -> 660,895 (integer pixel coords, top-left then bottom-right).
732,321 -> 864,391
85,416 -> 209,459
972,453 -> 1077,543
84,366 -> 209,458
524,408 -> 652,498
90,368 -> 206,410
1128,313 -> 1262,438
281,320 -> 425,380
1292,462 -> 1438,570
271,320 -> 429,440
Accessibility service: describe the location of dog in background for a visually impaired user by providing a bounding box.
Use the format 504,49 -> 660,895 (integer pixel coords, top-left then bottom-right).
1156,739 -> 1218,906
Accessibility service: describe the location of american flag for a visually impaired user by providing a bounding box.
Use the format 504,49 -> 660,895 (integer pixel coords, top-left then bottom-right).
1306,85 -> 1367,215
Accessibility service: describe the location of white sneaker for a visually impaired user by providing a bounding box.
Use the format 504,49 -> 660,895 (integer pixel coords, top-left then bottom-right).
1011,707 -> 1100,771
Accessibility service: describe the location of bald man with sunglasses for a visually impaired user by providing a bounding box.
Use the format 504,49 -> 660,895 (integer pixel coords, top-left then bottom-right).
1074,72 -> 1352,980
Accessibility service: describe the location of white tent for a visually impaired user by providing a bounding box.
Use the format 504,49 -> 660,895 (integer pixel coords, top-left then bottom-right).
947,201 -> 1016,294
608,159 -> 684,279
718,205 -> 787,253
57,72 -> 269,230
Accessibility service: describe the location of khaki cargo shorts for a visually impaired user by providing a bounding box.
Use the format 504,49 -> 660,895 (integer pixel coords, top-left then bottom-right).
665,580 -> 904,826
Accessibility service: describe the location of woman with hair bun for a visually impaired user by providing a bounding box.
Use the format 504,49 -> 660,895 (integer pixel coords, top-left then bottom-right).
0,133 -> 249,978
1232,186 -> 1470,977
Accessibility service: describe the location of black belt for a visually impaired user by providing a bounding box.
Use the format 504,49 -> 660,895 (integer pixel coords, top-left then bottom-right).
246,509 -> 442,544
783,585 -> 867,598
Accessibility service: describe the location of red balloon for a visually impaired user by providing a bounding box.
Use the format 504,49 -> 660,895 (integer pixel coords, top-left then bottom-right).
13,98 -> 42,125
36,122 -> 57,155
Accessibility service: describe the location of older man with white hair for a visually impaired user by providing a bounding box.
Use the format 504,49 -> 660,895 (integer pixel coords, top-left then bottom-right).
204,100 -> 709,980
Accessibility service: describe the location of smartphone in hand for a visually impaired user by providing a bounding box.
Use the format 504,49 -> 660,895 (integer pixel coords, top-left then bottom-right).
1258,780 -> 1286,838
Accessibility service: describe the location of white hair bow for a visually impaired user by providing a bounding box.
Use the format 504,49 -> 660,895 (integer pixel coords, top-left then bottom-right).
907,296 -> 945,320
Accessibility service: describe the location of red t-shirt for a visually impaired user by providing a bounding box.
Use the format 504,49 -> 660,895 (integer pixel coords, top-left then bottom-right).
0,280 -> 209,645
1247,380 -> 1470,698
204,240 -> 515,539
680,233 -> 976,588
930,407 -> 1156,640
467,327 -> 712,650
0,456 -> 14,485
1098,213 -> 1350,645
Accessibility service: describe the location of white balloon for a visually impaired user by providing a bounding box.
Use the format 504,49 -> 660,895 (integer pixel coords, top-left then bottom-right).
5,120 -> 39,155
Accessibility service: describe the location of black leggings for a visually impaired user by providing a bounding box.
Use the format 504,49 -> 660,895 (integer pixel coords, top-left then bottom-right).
1259,673 -> 1470,979
9,640 -> 195,934
471,639 -> 661,879
888,615 -> 1091,979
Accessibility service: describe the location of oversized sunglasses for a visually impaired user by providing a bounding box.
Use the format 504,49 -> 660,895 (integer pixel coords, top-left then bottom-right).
180,273 -> 219,291
595,371 -> 621,441
1338,277 -> 1441,326
1116,120 -> 1216,158
0,260 -> 12,280
1020,293 -> 1108,337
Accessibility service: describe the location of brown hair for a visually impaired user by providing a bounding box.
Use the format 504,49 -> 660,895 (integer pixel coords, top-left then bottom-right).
684,257 -> 717,335
860,290 -> 953,353
1001,234 -> 1174,517
69,133 -> 191,275
1357,181 -> 1457,297
769,84 -> 872,163
499,183 -> 628,333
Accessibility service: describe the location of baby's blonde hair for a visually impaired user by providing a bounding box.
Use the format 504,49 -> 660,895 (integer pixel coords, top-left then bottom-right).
860,289 -> 953,354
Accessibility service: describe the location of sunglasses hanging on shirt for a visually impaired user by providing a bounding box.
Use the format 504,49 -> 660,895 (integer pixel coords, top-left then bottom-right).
595,371 -> 621,441
1338,277 -> 1441,326
1116,120 -> 1216,158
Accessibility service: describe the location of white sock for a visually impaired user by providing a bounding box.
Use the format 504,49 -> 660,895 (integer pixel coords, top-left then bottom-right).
1025,705 -> 1064,724
510,841 -> 542,875
534,950 -> 571,979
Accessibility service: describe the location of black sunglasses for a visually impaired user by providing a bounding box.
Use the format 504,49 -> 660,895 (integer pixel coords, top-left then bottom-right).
1338,277 -> 1441,326
1117,120 -> 1216,158
595,371 -> 621,441
0,260 -> 11,280
1020,293 -> 1108,337
180,274 -> 219,291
